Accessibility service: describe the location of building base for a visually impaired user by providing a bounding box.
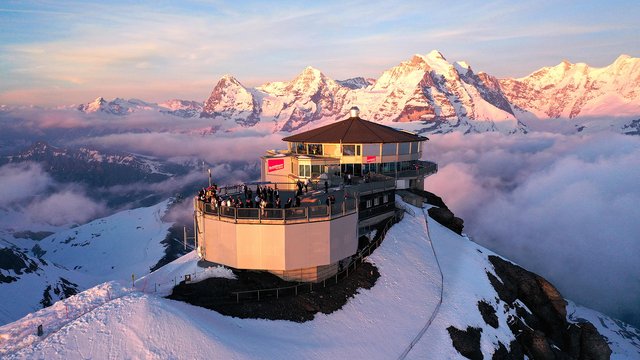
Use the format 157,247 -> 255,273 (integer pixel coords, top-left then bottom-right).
269,262 -> 339,283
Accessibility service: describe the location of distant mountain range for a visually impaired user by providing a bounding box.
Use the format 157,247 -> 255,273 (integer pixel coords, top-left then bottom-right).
34,51 -> 640,135
1,141 -> 186,188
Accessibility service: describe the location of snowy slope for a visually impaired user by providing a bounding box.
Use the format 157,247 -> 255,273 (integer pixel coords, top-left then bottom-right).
0,200 -> 173,327
1,198 -> 638,359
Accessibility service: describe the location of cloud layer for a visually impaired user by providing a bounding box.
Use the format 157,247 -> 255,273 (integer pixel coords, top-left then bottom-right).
0,162 -> 107,228
424,132 -> 640,327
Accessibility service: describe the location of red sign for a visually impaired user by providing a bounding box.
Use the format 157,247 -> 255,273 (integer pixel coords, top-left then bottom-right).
267,158 -> 285,172
365,156 -> 377,163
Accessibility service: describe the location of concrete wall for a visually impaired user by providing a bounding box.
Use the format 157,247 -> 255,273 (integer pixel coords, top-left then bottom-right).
198,212 -> 358,272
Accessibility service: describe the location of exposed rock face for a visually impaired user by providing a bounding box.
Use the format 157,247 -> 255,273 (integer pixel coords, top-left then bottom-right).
408,188 -> 464,234
478,300 -> 499,329
447,326 -> 483,360
200,75 -> 261,127
0,248 -> 40,283
427,207 -> 464,235
39,278 -> 79,307
487,255 -> 612,360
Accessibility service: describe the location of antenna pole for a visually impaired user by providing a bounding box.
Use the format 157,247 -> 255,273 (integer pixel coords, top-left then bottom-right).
183,226 -> 187,250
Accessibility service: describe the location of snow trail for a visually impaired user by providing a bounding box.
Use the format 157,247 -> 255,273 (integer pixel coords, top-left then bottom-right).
397,206 -> 444,359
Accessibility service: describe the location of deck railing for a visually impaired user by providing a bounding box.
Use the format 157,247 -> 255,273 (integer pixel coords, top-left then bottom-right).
197,198 -> 358,224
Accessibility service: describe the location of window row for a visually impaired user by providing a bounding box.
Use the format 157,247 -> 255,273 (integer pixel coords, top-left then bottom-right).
291,142 -> 421,156
364,194 -> 390,208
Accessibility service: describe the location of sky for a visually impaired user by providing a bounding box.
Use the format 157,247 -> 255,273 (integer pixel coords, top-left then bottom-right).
1,0 -> 638,106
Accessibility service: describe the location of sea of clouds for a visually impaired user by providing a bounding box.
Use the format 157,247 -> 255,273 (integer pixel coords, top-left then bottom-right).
424,131 -> 640,327
2,107 -> 638,328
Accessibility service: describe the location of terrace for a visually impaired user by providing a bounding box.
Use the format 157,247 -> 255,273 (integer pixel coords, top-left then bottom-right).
195,173 -> 399,225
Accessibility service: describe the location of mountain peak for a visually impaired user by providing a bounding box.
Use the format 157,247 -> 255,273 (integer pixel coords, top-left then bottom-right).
426,50 -> 447,62
296,66 -> 324,80
218,74 -> 243,86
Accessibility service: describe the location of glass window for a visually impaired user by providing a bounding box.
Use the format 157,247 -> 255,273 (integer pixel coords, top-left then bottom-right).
342,145 -> 356,156
311,165 -> 321,176
299,164 -> 311,177
366,200 -> 372,208
399,142 -> 410,154
307,144 -> 323,155
382,143 -> 396,156
374,197 -> 380,206
411,142 -> 421,153
356,145 -> 361,156
295,143 -> 307,154
364,163 -> 377,173
383,194 -> 389,203
362,144 -> 379,156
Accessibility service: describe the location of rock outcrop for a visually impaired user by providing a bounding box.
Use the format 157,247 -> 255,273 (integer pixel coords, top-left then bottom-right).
487,255 -> 612,359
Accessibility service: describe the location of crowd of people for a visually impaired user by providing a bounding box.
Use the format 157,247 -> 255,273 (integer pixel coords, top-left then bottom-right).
197,178 -> 358,219
197,183 -> 302,213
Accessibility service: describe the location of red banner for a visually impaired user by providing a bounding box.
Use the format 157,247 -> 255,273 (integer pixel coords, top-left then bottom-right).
365,156 -> 377,163
267,158 -> 285,172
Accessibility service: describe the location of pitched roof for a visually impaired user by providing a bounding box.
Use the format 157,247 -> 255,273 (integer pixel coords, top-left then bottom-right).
281,116 -> 428,144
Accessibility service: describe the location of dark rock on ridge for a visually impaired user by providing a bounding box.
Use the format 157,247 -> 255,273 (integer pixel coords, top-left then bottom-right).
487,255 -> 611,360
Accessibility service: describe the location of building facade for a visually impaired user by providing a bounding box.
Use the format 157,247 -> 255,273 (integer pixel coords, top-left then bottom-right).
261,107 -> 435,190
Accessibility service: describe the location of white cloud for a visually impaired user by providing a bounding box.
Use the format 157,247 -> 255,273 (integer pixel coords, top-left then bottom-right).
424,131 -> 640,327
0,162 -> 53,206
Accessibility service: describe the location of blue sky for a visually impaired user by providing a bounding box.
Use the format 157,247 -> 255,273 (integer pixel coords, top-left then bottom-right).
1,0 -> 638,105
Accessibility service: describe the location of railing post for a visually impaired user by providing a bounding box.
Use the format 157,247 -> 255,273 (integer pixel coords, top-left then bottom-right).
234,207 -> 237,223
306,207 -> 309,222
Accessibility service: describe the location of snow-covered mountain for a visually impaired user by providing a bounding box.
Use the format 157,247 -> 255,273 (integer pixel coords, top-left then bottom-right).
201,52 -> 525,134
1,197 -> 638,358
77,97 -> 203,118
1,141 -> 188,188
336,76 -> 376,89
198,51 -> 639,135
157,99 -> 203,118
10,51 -> 639,136
500,55 -> 640,120
0,200 -> 173,326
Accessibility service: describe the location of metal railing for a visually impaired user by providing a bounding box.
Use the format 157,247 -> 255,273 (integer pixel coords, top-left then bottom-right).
380,160 -> 438,179
197,198 -> 358,224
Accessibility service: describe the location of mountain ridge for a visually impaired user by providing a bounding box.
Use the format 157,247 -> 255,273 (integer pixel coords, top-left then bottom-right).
15,51 -> 639,136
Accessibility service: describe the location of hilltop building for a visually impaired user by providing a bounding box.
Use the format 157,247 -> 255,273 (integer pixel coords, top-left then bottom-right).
262,107 -> 432,190
194,107 -> 437,282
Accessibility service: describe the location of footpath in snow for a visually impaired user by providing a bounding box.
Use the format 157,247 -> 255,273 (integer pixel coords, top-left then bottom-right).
1,199 -> 444,359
